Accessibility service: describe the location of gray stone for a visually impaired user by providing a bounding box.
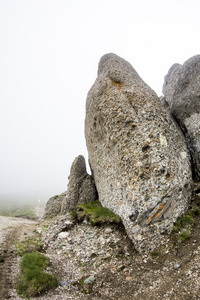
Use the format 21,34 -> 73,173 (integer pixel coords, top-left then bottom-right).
173,263 -> 181,270
84,276 -> 95,285
162,55 -> 200,180
58,231 -> 69,239
43,192 -> 67,219
61,155 -> 97,213
85,53 -> 192,253
59,280 -> 68,287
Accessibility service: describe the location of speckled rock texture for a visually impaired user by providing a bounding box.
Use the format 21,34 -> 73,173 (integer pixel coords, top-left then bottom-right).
61,155 -> 98,213
44,192 -> 67,219
162,55 -> 200,180
85,53 -> 192,253
44,155 -> 97,218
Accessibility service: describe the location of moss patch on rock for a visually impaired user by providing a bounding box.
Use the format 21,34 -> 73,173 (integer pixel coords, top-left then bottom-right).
70,200 -> 121,225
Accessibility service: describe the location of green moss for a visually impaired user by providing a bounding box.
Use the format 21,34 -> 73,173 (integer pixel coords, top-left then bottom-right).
150,250 -> 159,257
70,201 -> 121,225
17,251 -> 58,298
173,212 -> 194,233
173,210 -> 196,244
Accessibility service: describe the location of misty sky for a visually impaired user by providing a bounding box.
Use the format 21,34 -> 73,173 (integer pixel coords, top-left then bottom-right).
0,0 -> 200,201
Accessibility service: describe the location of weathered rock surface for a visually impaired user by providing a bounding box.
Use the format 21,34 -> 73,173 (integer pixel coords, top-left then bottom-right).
44,155 -> 97,219
61,155 -> 97,213
44,192 -> 67,219
162,55 -> 200,180
85,53 -> 192,253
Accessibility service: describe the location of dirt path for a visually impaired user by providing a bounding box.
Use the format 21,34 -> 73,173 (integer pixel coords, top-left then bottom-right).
0,217 -> 36,299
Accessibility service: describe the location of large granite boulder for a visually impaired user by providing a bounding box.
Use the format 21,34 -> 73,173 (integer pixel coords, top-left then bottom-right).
162,55 -> 200,180
85,53 -> 192,253
61,155 -> 98,213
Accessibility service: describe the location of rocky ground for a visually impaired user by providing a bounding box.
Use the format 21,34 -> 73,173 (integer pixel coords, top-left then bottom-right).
0,197 -> 200,300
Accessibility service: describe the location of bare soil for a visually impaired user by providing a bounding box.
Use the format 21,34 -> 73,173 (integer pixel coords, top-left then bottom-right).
0,217 -> 37,299
0,199 -> 200,300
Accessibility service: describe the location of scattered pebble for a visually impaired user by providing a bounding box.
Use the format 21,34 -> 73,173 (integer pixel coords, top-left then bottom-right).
59,280 -> 68,287
36,227 -> 42,234
104,228 -> 113,234
58,232 -> 69,239
173,263 -> 181,270
125,276 -> 133,281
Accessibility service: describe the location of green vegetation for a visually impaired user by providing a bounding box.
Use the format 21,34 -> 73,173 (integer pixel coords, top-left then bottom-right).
16,237 -> 43,256
0,202 -> 36,219
150,250 -> 159,257
173,211 -> 194,232
178,228 -> 191,242
17,251 -> 58,298
173,208 -> 200,243
70,200 -> 121,225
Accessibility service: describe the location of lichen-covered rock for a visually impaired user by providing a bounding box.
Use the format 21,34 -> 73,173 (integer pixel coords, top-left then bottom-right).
163,55 -> 200,180
61,155 -> 97,213
44,192 -> 67,219
85,53 -> 192,253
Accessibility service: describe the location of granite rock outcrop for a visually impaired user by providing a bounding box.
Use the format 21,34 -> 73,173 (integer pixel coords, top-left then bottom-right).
43,192 -> 67,219
61,155 -> 98,213
85,53 -> 192,253
162,55 -> 200,180
44,155 -> 97,219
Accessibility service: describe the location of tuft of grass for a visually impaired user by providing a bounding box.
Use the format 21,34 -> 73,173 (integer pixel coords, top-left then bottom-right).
16,237 -> 43,256
70,201 -> 121,225
17,251 -> 58,298
179,228 -> 191,242
173,210 -> 196,244
150,250 -> 159,257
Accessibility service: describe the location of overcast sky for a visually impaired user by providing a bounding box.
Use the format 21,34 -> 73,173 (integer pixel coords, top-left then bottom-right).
0,0 -> 200,201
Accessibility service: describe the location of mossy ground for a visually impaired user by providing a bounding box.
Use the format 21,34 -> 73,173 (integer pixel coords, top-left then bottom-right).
173,197 -> 200,243
70,200 -> 121,225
